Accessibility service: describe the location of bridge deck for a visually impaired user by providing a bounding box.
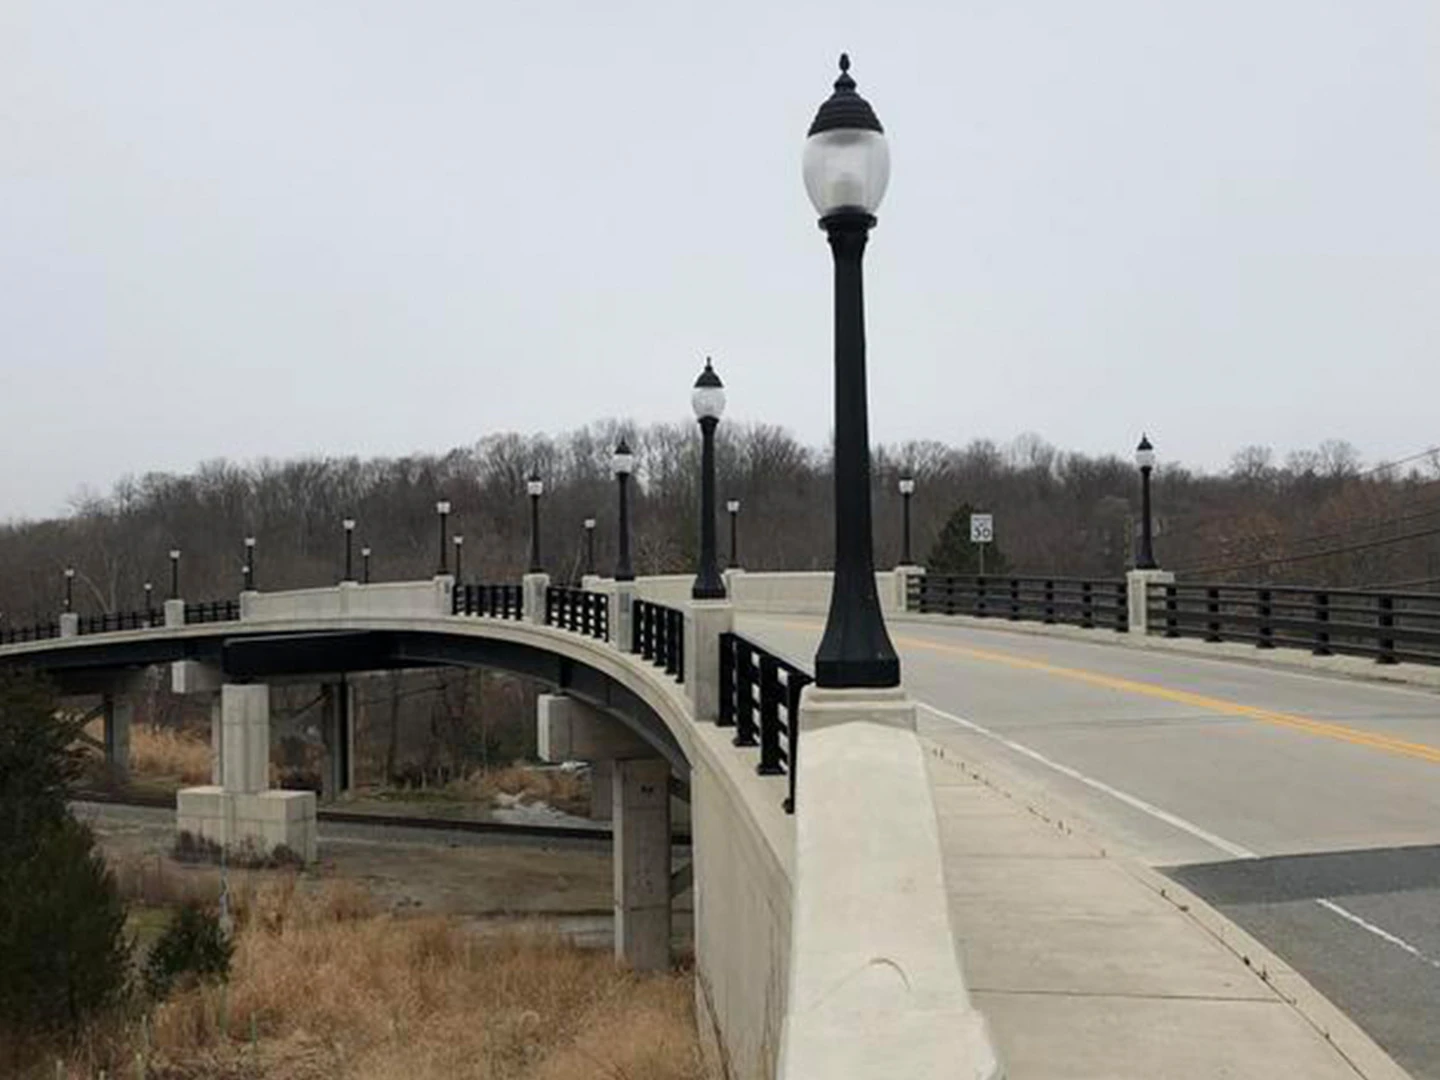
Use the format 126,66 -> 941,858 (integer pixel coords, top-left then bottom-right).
740,613 -> 1438,1080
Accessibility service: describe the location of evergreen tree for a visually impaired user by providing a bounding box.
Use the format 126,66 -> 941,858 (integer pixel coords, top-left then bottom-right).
925,502 -> 1011,576
0,669 -> 130,1040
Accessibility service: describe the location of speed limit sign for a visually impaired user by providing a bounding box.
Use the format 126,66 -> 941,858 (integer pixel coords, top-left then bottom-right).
970,513 -> 994,544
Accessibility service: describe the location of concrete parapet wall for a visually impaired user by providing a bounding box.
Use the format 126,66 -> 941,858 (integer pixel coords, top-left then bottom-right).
241,580 -> 446,622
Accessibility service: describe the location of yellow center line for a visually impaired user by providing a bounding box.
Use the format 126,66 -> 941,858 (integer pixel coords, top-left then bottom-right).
769,617 -> 1440,765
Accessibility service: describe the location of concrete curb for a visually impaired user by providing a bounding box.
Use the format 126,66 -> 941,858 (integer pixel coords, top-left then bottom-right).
890,611 -> 1440,695
921,735 -> 1414,1080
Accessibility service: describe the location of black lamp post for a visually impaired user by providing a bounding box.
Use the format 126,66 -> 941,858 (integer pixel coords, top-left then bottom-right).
454,535 -> 464,583
143,581 -> 153,617
899,477 -> 915,564
612,440 -> 635,582
244,536 -> 256,591
584,518 -> 597,577
64,568 -> 75,613
343,518 -> 356,582
527,473 -> 544,573
726,499 -> 741,569
804,54 -> 900,688
1135,434 -> 1158,570
361,546 -> 372,584
169,549 -> 181,600
691,359 -> 727,599
435,500 -> 451,574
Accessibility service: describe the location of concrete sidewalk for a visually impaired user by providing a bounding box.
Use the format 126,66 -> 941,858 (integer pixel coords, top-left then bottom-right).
925,737 -> 1412,1080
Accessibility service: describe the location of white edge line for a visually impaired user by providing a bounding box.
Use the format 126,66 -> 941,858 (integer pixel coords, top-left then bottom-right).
919,701 -> 1440,973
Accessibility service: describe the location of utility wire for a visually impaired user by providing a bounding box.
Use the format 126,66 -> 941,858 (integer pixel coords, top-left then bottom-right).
1356,445 -> 1440,478
1178,523 -> 1440,577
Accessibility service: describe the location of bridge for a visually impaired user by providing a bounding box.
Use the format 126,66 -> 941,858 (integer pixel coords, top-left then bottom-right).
3,561 -> 1437,1080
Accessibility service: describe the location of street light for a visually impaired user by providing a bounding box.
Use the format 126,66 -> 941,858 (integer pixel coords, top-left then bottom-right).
804,54 -> 899,688
612,440 -> 635,582
527,473 -> 545,573
898,476 -> 915,564
435,500 -> 452,574
64,567 -> 75,612
1135,434 -> 1158,570
726,499 -> 741,569
454,535 -> 464,583
244,536 -> 256,591
342,518 -> 357,582
169,549 -> 181,600
691,358 -> 727,599
143,581 -> 153,617
583,517 -> 597,577
361,546 -> 372,584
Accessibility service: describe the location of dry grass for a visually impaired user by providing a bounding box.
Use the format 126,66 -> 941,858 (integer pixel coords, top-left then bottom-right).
44,879 -> 704,1080
130,724 -> 212,786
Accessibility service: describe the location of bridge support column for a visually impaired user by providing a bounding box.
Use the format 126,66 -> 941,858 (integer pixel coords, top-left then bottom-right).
523,572 -> 550,626
614,757 -> 672,972
320,678 -> 356,801
101,693 -> 132,783
610,582 -> 636,652
590,760 -> 613,822
177,683 -> 317,864
1126,568 -> 1174,636
685,601 -> 733,723
209,695 -> 223,784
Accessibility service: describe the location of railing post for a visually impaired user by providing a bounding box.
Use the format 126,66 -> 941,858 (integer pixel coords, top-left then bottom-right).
1081,582 -> 1094,628
975,576 -> 987,618
1043,580 -> 1055,624
1377,594 -> 1398,664
756,655 -> 785,775
1114,581 -> 1128,632
734,642 -> 757,747
718,633 -> 736,727
1257,588 -> 1274,649
1164,584 -> 1179,637
1008,579 -> 1020,621
1312,591 -> 1332,655
1205,587 -> 1222,642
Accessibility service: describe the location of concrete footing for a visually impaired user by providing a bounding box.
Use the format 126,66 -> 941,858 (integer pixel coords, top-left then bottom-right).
177,682 -> 317,863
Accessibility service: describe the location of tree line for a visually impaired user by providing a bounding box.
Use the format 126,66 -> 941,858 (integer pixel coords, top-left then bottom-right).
2,426 -> 1438,626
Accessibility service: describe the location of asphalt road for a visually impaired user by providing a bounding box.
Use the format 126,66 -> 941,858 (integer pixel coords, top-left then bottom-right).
740,613 -> 1440,1080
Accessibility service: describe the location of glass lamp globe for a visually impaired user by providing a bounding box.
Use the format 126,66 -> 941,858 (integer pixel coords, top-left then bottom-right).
612,440 -> 635,477
1135,435 -> 1156,471
726,499 -> 740,514
584,517 -> 596,530
454,534 -> 464,546
245,536 -> 256,548
527,475 -> 544,497
803,54 -> 890,217
169,549 -> 180,560
692,357 -> 726,421
898,477 -> 915,495
343,518 -> 356,531
435,500 -> 451,515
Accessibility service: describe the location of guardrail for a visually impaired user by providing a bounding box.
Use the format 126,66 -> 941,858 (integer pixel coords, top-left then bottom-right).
453,583 -> 523,620
1150,582 -> 1440,665
184,600 -> 240,624
78,610 -> 163,635
718,632 -> 811,813
909,573 -> 1129,632
632,599 -> 684,682
0,622 -> 60,644
545,586 -> 608,640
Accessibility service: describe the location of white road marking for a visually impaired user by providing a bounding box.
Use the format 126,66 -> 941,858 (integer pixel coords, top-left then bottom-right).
920,702 -> 1440,973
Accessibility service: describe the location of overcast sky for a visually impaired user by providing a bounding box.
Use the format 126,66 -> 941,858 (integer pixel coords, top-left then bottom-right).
1,1 -> 1435,520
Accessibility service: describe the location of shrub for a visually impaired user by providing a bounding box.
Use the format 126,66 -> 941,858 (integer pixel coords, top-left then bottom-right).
143,901 -> 234,1000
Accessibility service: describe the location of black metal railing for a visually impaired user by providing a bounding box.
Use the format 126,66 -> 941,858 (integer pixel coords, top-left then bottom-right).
77,610 -> 164,635
910,573 -> 1129,632
545,586 -> 608,640
184,600 -> 240,624
719,632 -> 811,813
453,583 -> 523,620
0,622 -> 61,644
632,599 -> 684,682
1150,582 -> 1440,665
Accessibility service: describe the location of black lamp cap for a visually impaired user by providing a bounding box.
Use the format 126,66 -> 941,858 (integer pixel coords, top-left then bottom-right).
808,53 -> 884,136
694,356 -> 723,389
1137,433 -> 1154,452
615,437 -> 631,455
